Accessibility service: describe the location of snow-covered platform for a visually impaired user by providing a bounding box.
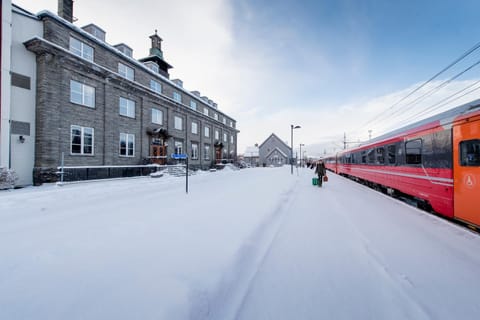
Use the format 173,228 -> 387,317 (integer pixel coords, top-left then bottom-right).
1,166 -> 479,319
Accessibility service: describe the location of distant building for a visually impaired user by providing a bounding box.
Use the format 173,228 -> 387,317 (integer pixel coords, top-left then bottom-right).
243,145 -> 259,167
258,133 -> 291,167
1,0 -> 239,185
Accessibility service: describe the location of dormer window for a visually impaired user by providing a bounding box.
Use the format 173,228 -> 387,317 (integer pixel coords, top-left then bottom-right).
114,44 -> 133,58
144,61 -> 159,73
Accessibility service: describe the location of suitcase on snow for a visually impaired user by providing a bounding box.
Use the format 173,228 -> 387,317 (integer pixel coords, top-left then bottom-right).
312,177 -> 318,185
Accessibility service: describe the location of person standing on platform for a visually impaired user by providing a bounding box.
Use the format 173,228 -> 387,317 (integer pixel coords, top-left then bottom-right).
315,160 -> 326,187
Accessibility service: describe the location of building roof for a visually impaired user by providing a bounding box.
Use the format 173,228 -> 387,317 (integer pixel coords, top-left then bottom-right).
244,146 -> 259,157
259,133 -> 290,150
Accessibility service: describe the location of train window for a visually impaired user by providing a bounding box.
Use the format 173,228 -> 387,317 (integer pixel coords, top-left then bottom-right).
361,150 -> 367,163
460,139 -> 480,166
405,139 -> 422,164
387,145 -> 396,164
367,149 -> 375,163
376,147 -> 385,164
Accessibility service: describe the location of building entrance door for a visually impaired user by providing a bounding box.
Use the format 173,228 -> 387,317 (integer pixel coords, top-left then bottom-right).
151,144 -> 167,165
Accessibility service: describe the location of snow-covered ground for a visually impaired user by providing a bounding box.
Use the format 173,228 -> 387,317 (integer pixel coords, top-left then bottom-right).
1,166 -> 479,320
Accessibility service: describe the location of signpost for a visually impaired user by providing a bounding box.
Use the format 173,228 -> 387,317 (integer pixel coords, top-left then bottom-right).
171,153 -> 189,194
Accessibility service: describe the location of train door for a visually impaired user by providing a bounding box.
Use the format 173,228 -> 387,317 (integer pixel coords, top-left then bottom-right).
453,117 -> 480,228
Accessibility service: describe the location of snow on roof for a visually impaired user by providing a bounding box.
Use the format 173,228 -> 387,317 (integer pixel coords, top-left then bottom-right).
244,146 -> 259,157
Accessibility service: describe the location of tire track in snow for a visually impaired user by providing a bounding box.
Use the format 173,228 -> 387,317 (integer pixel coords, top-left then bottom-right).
191,178 -> 300,320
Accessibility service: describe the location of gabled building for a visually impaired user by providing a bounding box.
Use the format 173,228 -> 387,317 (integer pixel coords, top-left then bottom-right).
258,133 -> 291,167
2,0 -> 239,185
243,144 -> 259,167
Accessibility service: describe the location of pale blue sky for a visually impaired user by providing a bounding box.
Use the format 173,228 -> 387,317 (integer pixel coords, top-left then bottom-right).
13,0 -> 480,155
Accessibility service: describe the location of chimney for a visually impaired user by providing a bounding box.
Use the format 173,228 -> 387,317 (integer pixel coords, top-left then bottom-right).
58,0 -> 73,23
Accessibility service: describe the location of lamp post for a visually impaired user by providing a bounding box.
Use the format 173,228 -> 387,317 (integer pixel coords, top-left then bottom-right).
299,143 -> 304,168
290,124 -> 301,174
303,150 -> 306,167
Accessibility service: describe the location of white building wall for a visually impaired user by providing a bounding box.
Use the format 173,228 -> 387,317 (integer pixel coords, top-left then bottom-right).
8,7 -> 42,186
0,0 -> 12,170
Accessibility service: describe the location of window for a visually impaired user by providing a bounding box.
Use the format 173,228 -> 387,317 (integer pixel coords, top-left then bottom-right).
119,133 -> 135,157
152,108 -> 163,124
460,139 -> 480,166
71,125 -> 94,155
150,80 -> 162,94
174,116 -> 183,130
70,80 -> 95,108
204,126 -> 210,138
223,117 -> 227,125
367,149 -> 375,163
191,143 -> 199,160
406,139 -> 422,164
376,147 -> 385,164
70,37 -> 94,61
175,140 -> 183,154
118,63 -> 134,81
214,113 -> 219,121
173,91 -> 182,103
204,144 -> 210,160
203,108 -> 209,116
215,130 -> 219,140
223,133 -> 227,142
119,97 -> 135,118
230,135 -> 234,144
190,101 -> 197,111
387,145 -> 396,164
230,121 -> 234,128
191,122 -> 198,134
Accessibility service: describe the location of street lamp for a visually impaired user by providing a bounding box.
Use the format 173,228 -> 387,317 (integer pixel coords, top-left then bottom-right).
291,124 -> 301,174
299,143 -> 304,167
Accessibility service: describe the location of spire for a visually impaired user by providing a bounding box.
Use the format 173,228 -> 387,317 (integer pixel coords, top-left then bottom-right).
149,30 -> 163,59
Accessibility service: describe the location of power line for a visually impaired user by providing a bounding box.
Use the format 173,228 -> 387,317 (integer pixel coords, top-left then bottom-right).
349,40 -> 480,137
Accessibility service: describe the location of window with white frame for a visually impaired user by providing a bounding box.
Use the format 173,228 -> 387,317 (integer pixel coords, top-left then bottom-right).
71,125 -> 94,155
214,113 -> 218,121
223,133 -> 227,142
152,108 -> 163,124
191,142 -> 199,160
175,140 -> 183,154
230,121 -> 234,127
70,80 -> 95,108
204,144 -> 210,160
69,37 -> 94,61
118,62 -> 134,81
119,97 -> 135,118
191,122 -> 198,134
119,133 -> 135,157
173,91 -> 182,103
150,80 -> 162,94
204,126 -> 210,138
223,117 -> 227,125
203,108 -> 209,116
215,130 -> 219,140
174,116 -> 183,130
190,100 -> 197,111
230,135 -> 234,144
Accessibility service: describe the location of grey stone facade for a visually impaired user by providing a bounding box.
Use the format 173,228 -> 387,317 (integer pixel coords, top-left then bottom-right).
25,12 -> 238,184
258,133 -> 291,167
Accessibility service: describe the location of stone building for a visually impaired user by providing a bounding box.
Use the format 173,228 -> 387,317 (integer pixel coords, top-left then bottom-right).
14,0 -> 238,184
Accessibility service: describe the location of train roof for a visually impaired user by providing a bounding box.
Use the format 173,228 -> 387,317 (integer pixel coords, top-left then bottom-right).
356,98 -> 480,149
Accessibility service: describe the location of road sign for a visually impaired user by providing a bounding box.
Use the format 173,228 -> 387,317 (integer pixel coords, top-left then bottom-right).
171,153 -> 188,160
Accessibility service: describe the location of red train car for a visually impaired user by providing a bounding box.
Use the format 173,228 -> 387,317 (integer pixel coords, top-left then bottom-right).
325,99 -> 480,229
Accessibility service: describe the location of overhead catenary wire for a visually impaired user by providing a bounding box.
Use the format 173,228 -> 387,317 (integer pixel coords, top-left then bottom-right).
348,40 -> 480,138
